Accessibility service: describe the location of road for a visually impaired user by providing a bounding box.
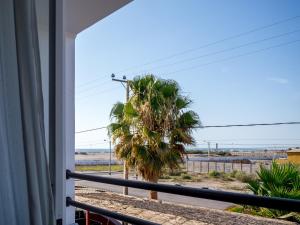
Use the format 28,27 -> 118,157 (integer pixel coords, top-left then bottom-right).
75,171 -> 233,210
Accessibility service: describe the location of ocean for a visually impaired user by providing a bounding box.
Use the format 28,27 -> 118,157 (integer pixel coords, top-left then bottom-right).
75,147 -> 286,153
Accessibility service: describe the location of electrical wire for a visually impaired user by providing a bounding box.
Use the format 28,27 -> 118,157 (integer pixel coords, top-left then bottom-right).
75,126 -> 107,134
198,122 -> 300,128
76,74 -> 109,89
76,142 -> 108,147
75,121 -> 300,134
135,29 -> 300,74
197,138 -> 300,141
75,40 -> 300,102
76,79 -> 111,94
116,15 -> 300,74
75,16 -> 300,89
162,39 -> 300,76
76,86 -> 120,101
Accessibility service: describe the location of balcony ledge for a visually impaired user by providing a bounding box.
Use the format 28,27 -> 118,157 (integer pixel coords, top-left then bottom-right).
75,187 -> 296,225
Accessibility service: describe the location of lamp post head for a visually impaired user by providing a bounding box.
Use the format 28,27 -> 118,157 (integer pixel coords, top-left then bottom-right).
111,73 -> 115,78
123,75 -> 127,80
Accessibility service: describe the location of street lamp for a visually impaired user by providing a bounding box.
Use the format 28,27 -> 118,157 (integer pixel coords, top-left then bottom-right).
104,136 -> 112,175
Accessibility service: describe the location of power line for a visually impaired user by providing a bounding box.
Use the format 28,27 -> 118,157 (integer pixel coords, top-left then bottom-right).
197,138 -> 300,141
214,143 -> 300,146
195,139 -> 300,145
76,139 -> 107,145
161,39 -> 300,76
136,29 -> 300,73
76,138 -> 300,145
116,15 -> 300,74
75,15 -> 300,88
76,86 -> 120,101
198,122 -> 300,128
75,121 -> 300,134
195,142 -> 300,146
76,141 -> 108,147
75,126 -> 107,134
76,79 -> 111,94
76,74 -> 108,89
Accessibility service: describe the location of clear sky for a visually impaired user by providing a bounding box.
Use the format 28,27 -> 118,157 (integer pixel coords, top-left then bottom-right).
75,0 -> 300,150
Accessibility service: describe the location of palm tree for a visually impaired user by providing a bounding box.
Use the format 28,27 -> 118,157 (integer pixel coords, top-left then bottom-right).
247,162 -> 300,221
109,75 -> 200,199
247,162 -> 300,199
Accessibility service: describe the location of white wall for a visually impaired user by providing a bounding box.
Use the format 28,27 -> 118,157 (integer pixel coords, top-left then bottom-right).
55,1 -> 132,224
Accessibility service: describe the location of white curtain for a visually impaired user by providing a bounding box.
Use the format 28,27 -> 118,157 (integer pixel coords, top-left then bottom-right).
0,0 -> 55,224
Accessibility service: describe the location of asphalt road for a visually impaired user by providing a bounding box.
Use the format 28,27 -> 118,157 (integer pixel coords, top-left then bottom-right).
75,171 -> 233,210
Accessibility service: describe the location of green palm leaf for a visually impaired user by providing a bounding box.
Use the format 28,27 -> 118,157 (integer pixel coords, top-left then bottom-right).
245,161 -> 300,221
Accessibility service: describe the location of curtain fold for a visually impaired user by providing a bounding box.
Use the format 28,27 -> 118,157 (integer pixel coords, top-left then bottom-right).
0,0 -> 55,224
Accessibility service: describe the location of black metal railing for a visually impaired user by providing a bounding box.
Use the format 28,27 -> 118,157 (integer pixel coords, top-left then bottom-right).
66,197 -> 158,225
66,170 -> 300,224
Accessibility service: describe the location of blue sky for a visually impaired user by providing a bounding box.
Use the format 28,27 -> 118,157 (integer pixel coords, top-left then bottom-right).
75,0 -> 300,150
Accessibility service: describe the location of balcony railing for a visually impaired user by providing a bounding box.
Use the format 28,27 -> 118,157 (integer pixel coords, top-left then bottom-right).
66,169 -> 300,225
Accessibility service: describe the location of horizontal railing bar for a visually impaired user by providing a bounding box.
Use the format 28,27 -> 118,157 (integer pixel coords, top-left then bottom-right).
67,170 -> 300,212
66,197 -> 159,225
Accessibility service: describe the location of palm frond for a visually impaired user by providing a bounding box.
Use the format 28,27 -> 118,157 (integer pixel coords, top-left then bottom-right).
110,102 -> 124,120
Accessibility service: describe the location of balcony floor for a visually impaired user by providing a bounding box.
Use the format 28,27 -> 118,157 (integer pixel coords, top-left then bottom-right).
75,186 -> 296,225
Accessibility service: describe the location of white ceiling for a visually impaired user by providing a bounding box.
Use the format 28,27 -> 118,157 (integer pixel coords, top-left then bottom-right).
65,0 -> 132,35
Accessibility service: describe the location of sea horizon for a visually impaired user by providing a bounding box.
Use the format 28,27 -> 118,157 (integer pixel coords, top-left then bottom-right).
75,147 -> 292,154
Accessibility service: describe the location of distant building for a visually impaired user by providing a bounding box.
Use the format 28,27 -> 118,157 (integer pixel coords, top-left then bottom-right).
276,148 -> 300,164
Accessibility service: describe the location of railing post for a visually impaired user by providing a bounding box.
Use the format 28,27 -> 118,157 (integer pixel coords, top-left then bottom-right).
86,211 -> 90,225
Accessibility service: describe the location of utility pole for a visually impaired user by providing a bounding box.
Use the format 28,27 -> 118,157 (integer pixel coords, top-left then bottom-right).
111,74 -> 129,195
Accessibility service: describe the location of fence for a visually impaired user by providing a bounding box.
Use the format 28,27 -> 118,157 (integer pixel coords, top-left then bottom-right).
185,160 -> 271,174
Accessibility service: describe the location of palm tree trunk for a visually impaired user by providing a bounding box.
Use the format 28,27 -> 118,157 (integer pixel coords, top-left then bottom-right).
148,177 -> 159,200
123,162 -> 128,195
